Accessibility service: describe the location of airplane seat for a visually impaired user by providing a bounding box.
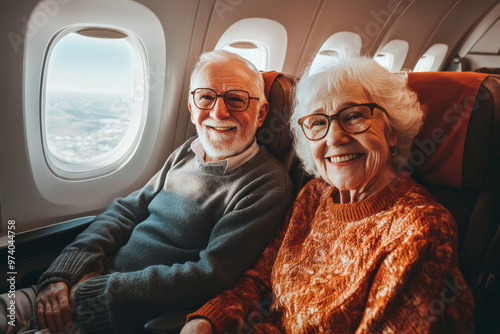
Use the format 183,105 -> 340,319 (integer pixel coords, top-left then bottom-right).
406,71 -> 500,333
256,72 -> 311,196
256,72 -> 295,169
143,71 -> 298,334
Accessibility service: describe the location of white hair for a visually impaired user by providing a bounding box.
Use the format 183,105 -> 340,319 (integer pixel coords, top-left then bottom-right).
290,54 -> 425,177
189,50 -> 266,106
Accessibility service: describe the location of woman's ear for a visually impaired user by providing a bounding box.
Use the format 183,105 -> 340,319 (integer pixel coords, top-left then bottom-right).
385,121 -> 398,148
388,132 -> 398,148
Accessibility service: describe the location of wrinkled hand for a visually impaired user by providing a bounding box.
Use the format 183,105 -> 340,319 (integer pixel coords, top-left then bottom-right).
36,282 -> 75,334
180,318 -> 213,334
37,266 -> 103,333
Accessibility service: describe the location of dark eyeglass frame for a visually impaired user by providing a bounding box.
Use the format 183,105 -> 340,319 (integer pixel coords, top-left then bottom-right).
190,88 -> 260,112
297,103 -> 389,141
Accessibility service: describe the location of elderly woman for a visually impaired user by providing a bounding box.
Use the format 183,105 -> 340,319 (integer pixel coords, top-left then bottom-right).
181,55 -> 475,333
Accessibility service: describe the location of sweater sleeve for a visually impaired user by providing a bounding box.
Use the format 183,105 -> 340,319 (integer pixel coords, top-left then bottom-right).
37,155 -> 174,291
186,213 -> 290,334
355,207 -> 475,334
72,185 -> 293,333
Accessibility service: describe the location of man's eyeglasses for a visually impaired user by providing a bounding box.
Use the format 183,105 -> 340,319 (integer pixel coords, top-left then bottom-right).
298,103 -> 388,141
191,88 -> 259,112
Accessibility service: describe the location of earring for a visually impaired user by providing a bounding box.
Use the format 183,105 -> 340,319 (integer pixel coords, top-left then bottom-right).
390,146 -> 397,156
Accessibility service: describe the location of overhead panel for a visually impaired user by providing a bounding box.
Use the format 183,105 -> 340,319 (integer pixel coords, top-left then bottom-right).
470,18 -> 500,54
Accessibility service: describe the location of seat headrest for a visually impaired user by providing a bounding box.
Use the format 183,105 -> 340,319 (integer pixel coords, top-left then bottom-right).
475,67 -> 500,75
256,72 -> 295,163
406,71 -> 496,188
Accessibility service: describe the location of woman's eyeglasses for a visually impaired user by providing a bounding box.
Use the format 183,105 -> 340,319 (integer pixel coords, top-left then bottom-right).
297,103 -> 388,141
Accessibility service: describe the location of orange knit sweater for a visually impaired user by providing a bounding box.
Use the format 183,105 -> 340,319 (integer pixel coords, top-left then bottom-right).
188,175 -> 475,333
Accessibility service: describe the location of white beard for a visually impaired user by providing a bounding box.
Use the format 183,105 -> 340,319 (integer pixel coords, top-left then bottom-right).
196,117 -> 259,159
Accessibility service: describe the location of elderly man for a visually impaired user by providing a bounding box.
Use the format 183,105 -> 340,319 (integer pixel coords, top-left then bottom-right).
18,50 -> 293,333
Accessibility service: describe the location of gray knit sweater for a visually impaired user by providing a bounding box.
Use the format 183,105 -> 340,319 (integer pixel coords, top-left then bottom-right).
38,136 -> 293,333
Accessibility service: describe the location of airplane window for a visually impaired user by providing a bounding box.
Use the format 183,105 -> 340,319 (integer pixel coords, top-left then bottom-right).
309,50 -> 340,74
222,41 -> 269,71
414,55 -> 435,72
374,39 -> 409,72
414,44 -> 449,72
42,28 -> 147,174
374,52 -> 394,71
309,32 -> 362,75
215,18 -> 287,71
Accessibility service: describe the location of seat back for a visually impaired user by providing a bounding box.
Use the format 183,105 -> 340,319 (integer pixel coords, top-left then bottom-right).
257,72 -> 295,170
406,72 -> 500,333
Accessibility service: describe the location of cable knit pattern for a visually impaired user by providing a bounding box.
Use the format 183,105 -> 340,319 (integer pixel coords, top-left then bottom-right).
188,175 -> 475,333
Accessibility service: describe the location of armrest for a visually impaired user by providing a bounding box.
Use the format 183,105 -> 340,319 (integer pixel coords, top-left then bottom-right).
143,306 -> 199,334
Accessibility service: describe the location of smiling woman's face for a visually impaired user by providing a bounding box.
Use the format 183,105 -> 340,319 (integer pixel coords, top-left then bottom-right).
307,93 -> 397,200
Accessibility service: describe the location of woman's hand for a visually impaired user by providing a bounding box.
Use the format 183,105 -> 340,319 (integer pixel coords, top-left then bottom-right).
180,318 -> 213,334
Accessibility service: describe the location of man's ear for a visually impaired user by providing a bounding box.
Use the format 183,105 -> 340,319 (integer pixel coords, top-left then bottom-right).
188,100 -> 195,124
256,101 -> 269,128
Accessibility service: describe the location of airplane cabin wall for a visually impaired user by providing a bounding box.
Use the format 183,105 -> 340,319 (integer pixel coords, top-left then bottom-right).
1,0 -> 42,235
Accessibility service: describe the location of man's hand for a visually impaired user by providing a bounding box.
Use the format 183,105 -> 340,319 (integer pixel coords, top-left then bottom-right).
37,265 -> 103,333
180,318 -> 213,334
36,282 -> 74,334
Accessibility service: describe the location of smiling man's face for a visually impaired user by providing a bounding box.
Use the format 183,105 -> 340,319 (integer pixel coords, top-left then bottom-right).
188,59 -> 267,160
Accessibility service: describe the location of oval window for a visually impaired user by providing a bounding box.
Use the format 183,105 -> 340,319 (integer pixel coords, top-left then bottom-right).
42,28 -> 148,176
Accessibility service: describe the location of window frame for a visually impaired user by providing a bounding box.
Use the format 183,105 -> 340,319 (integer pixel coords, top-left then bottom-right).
22,0 -> 166,213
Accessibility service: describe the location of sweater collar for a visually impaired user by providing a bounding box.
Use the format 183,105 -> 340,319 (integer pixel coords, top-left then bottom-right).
190,137 -> 260,174
326,173 -> 416,222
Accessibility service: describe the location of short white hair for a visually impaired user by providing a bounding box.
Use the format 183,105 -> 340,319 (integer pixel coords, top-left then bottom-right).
189,50 -> 266,106
290,54 -> 425,177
